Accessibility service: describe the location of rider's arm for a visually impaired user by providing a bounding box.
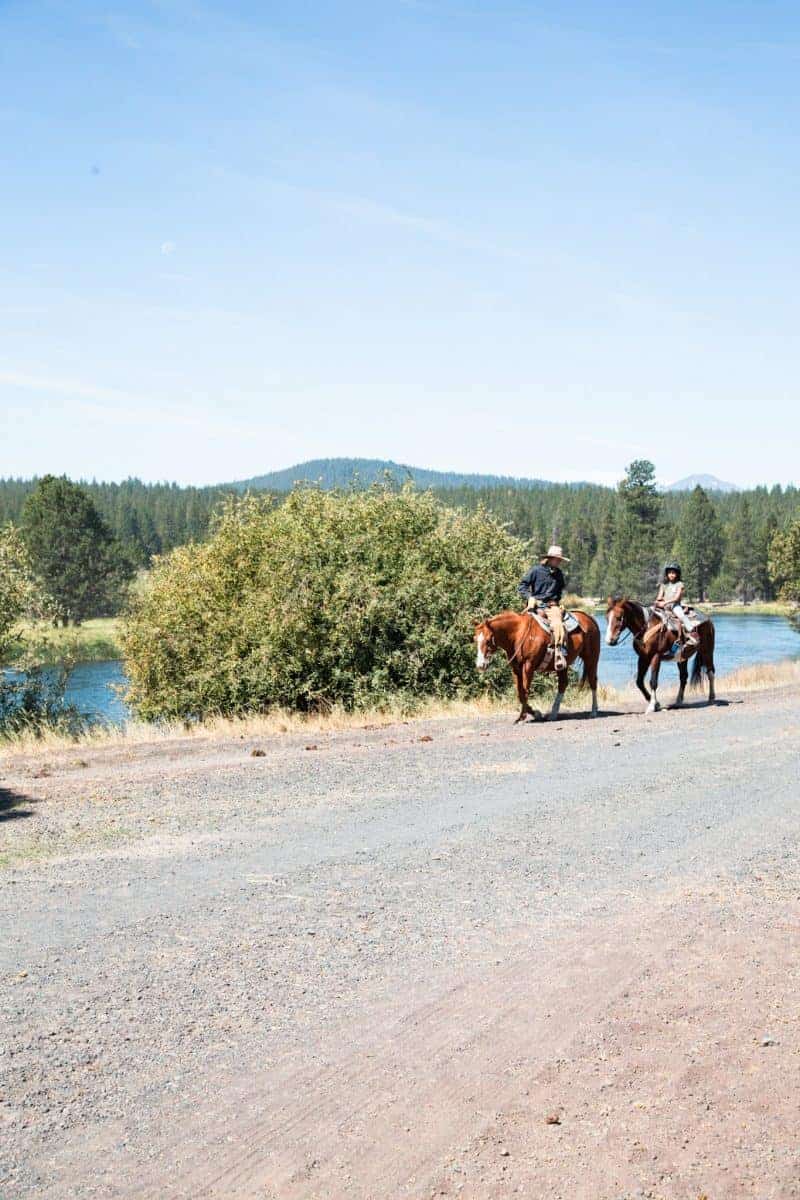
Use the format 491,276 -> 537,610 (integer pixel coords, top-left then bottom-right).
518,566 -> 538,601
654,584 -> 665,604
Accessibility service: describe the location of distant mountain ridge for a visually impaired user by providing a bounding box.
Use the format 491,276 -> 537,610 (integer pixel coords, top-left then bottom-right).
666,473 -> 740,493
228,457 -> 572,492
229,459 -> 742,495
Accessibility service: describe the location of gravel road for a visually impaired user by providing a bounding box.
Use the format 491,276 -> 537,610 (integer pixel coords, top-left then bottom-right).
2,685 -> 800,1199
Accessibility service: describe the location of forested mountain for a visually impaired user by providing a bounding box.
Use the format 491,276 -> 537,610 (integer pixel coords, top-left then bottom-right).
228,458 -> 560,492
1,466 -> 798,603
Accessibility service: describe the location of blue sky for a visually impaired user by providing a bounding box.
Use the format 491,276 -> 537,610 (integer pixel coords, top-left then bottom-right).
2,1 -> 800,487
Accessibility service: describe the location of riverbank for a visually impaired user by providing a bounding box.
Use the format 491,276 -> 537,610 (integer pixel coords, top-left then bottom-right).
702,600 -> 798,616
0,682 -> 620,758
3,659 -> 800,764
5,617 -> 122,665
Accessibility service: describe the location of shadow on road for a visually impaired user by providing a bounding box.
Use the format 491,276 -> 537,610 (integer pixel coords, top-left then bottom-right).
557,709 -> 634,722
0,786 -> 35,822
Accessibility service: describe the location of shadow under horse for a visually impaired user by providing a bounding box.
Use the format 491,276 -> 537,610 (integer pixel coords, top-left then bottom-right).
605,597 -> 716,713
474,609 -> 601,723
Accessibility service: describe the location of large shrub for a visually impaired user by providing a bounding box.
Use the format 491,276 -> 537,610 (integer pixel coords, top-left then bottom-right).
122,487 -> 529,720
0,524 -> 44,662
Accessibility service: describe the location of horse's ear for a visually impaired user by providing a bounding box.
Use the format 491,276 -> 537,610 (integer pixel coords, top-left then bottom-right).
606,595 -> 614,606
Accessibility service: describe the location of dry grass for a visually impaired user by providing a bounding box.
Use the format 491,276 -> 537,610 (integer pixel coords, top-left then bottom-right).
4,656 -> 798,764
0,682 -> 623,762
721,658 -> 800,692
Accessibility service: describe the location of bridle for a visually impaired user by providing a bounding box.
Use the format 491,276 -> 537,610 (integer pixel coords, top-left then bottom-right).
608,601 -> 645,647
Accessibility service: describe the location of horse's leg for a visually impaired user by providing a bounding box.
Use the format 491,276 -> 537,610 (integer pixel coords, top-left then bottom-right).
707,666 -> 716,704
546,667 -> 568,721
513,662 -> 538,723
512,665 -> 528,723
647,654 -> 662,713
635,654 -> 651,707
522,661 -> 542,721
704,627 -> 716,703
584,634 -> 600,717
675,658 -> 688,707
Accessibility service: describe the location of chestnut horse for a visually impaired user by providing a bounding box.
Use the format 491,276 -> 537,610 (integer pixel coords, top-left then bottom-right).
605,596 -> 716,712
474,609 -> 601,723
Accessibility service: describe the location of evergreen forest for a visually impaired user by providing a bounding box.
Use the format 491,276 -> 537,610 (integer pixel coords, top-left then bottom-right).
2,461 -> 799,607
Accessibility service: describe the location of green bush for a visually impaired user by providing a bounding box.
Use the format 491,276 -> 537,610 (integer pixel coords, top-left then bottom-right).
122,486 -> 529,720
0,524 -> 40,663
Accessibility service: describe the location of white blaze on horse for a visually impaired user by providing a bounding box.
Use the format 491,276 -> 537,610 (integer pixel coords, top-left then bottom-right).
474,608 -> 601,723
605,596 -> 716,713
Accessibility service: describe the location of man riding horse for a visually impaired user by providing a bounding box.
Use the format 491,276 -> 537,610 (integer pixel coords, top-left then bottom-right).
518,544 -> 569,670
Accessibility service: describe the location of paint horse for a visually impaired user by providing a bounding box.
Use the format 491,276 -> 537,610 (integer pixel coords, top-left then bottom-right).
605,596 -> 716,713
474,609 -> 601,723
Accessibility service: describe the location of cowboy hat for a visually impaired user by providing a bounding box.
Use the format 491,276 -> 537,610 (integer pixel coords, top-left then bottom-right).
540,544 -> 570,564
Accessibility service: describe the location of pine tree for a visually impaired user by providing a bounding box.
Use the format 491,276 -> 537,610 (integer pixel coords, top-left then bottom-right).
726,497 -> 765,602
610,460 -> 663,596
587,506 -> 615,597
22,476 -> 134,624
673,485 -> 723,600
768,518 -> 800,603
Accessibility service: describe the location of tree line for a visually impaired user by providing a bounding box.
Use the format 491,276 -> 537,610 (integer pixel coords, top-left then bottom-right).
2,464 -> 800,632
0,477 -> 230,567
441,462 -> 800,602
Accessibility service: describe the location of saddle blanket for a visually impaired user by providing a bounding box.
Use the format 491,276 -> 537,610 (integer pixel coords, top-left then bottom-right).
649,605 -> 708,633
529,609 -> 581,636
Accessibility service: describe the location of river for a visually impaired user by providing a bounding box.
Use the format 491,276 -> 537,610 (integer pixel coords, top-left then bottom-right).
52,612 -> 800,726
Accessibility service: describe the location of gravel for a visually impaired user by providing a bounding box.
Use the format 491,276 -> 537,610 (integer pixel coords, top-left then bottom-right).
2,685 -> 800,1198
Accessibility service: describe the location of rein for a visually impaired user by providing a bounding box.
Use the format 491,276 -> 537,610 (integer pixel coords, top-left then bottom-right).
507,613 -> 538,664
611,601 -> 646,647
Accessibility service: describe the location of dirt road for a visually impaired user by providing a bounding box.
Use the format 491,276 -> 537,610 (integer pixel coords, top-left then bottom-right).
3,686 -> 800,1199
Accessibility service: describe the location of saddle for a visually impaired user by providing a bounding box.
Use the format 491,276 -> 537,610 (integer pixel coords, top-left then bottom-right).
648,606 -> 706,662
528,608 -> 581,636
652,605 -> 707,635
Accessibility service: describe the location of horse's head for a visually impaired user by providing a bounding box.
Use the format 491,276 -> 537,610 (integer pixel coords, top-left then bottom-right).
605,596 -> 629,646
474,620 -> 497,670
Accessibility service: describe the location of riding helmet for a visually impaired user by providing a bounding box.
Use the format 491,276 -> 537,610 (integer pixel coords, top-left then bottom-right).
663,561 -> 682,580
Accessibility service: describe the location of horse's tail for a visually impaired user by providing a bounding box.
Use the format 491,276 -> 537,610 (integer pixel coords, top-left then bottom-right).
690,621 -> 715,690
578,613 -> 600,690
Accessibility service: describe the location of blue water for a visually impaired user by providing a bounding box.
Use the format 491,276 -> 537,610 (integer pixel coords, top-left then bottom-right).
63,659 -> 129,726
599,611 -> 800,690
18,613 -> 800,726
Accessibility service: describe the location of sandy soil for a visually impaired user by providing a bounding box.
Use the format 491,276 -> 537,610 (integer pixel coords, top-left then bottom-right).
2,684 -> 800,1198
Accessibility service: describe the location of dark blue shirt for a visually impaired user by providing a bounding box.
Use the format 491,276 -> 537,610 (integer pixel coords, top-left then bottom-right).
518,563 -> 565,604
